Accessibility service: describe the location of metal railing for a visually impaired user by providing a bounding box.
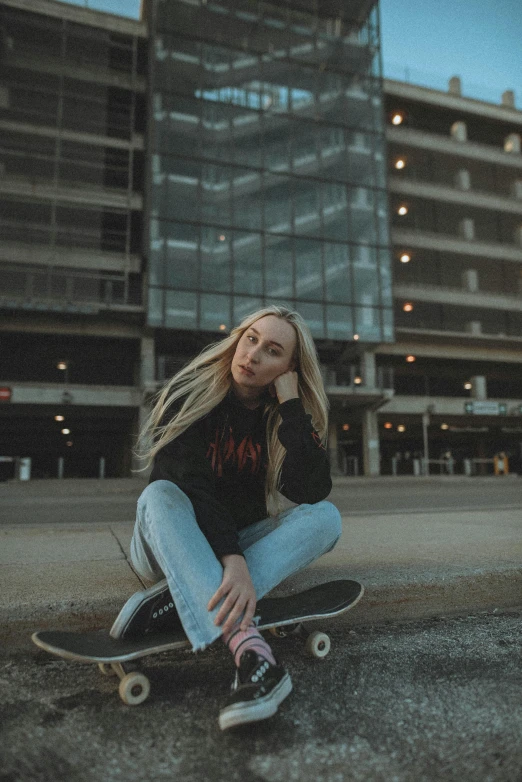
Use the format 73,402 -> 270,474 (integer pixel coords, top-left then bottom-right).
0,264 -> 142,313
322,364 -> 394,390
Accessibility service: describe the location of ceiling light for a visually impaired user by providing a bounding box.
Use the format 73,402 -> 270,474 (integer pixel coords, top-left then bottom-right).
353,334 -> 359,341
219,324 -> 227,331
342,424 -> 350,431
397,424 -> 406,432
354,376 -> 362,385
55,415 -> 65,422
406,355 -> 416,362
395,159 -> 406,169
57,362 -> 67,370
398,206 -> 408,216
391,112 -> 404,125
441,424 -> 449,430
61,428 -> 70,435
464,382 -> 472,390
403,303 -> 414,312
400,253 -> 411,263
384,422 -> 393,429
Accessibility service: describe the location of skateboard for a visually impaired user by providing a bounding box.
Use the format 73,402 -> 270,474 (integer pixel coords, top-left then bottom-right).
32,579 -> 363,706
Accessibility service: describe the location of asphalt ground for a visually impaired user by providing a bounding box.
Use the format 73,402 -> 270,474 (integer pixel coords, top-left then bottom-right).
2,611 -> 521,782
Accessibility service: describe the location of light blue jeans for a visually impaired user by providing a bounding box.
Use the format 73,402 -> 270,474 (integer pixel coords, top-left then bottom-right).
130,480 -> 342,652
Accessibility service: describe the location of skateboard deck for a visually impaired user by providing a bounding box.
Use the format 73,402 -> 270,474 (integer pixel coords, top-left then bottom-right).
32,579 -> 363,705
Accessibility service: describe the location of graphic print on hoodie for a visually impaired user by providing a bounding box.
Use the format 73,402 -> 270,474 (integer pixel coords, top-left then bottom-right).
149,391 -> 331,558
206,426 -> 263,478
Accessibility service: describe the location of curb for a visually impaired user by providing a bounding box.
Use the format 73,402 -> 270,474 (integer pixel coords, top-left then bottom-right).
5,567 -> 522,652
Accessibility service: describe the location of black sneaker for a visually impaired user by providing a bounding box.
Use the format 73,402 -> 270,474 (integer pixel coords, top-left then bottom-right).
109,579 -> 181,639
218,651 -> 292,731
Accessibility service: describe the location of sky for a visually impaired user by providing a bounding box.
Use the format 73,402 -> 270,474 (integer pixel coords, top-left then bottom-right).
58,0 -> 522,108
380,0 -> 522,106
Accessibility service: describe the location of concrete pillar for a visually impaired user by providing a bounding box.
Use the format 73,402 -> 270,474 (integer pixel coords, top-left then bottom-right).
362,409 -> 380,477
502,90 -> 515,108
451,121 -> 467,142
361,351 -> 376,388
504,134 -> 521,154
140,335 -> 156,386
462,269 -> 479,292
458,218 -> 475,240
466,321 -> 482,335
511,180 -> 522,199
448,76 -> 462,96
455,169 -> 471,190
328,419 -> 342,475
471,376 -> 487,400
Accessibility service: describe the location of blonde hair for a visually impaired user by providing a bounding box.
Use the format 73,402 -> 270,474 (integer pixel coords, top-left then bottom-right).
139,305 -> 329,515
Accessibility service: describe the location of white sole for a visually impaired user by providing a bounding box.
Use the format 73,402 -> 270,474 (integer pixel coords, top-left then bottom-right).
109,579 -> 169,639
218,673 -> 293,731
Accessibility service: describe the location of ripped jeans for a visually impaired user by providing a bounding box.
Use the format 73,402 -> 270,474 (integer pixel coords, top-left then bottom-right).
130,480 -> 342,651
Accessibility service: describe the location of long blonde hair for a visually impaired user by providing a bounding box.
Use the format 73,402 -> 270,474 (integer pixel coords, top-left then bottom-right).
140,305 -> 329,515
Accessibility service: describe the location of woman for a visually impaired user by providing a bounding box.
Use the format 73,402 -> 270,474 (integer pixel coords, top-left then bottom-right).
111,305 -> 342,730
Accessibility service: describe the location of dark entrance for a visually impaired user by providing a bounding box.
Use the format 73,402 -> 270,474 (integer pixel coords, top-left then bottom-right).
0,404 -> 138,479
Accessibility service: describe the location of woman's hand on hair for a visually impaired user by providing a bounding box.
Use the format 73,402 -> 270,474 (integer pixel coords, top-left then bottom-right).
271,370 -> 299,404
208,554 -> 257,633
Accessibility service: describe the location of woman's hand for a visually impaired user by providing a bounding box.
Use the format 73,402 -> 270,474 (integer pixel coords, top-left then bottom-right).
208,554 -> 257,634
272,370 -> 299,404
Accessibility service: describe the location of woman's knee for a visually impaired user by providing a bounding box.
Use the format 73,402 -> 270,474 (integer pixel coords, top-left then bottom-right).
315,500 -> 342,550
137,480 -> 193,519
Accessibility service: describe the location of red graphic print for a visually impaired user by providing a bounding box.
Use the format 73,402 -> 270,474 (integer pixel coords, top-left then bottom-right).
206,427 -> 262,477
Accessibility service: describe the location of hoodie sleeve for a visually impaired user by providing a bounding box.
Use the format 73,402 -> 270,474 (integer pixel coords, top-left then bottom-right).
149,419 -> 243,559
277,398 -> 332,504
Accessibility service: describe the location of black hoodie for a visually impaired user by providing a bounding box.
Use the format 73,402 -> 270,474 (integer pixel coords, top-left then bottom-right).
149,392 -> 332,559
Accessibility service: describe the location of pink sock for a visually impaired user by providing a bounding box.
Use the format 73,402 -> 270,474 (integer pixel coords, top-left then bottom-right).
222,623 -> 276,667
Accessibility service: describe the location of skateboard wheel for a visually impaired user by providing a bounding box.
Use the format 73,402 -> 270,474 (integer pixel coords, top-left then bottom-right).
306,631 -> 331,658
98,663 -> 117,677
118,672 -> 150,706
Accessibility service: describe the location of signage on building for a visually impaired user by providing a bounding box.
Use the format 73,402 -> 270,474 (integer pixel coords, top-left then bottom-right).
464,401 -> 507,415
0,387 -> 11,402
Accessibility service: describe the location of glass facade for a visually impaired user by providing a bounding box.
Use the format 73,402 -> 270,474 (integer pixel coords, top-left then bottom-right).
147,0 -> 393,342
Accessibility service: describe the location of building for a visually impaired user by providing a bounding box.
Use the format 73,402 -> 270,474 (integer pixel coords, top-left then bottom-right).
0,0 -> 148,478
1,0 -> 394,479
4,1 -> 519,480
375,76 -> 522,475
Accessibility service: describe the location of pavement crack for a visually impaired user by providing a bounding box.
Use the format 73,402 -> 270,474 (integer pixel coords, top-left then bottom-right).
108,525 -> 146,587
